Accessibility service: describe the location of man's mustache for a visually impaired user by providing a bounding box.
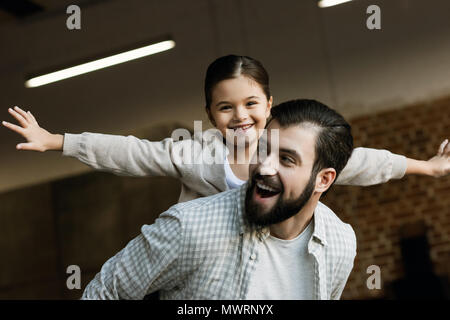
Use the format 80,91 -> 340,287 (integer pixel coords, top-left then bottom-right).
252,172 -> 283,192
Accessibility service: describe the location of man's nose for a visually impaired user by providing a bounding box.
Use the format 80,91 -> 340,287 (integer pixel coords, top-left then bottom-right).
258,152 -> 278,176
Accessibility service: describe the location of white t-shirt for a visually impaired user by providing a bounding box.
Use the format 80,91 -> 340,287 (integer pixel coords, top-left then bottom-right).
246,219 -> 315,300
224,155 -> 246,189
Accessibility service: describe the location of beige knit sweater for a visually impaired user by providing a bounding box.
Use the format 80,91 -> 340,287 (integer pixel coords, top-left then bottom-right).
62,132 -> 407,203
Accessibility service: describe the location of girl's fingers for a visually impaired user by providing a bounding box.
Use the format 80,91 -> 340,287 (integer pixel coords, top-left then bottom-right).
8,107 -> 28,127
2,120 -> 25,135
13,106 -> 32,124
443,139 -> 450,155
438,139 -> 448,156
17,142 -> 37,151
28,111 -> 38,125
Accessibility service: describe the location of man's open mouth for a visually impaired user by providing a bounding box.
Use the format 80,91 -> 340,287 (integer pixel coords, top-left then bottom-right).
255,181 -> 281,198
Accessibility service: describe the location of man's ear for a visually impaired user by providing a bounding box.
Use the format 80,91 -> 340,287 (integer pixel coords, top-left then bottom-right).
205,107 -> 216,126
315,168 -> 336,193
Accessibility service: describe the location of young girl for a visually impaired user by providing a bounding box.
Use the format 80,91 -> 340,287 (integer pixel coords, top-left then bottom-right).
2,55 -> 449,203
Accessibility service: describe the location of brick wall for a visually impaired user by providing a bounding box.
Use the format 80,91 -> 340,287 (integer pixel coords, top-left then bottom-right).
322,96 -> 450,299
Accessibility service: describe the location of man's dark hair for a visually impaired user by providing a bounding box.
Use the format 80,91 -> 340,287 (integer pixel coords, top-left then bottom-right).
268,99 -> 354,191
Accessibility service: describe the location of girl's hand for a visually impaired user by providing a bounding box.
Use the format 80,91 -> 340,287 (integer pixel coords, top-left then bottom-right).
2,106 -> 63,152
427,139 -> 450,178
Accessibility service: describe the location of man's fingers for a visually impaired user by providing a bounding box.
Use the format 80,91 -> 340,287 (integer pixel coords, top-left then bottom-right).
2,120 -> 25,135
8,107 -> 28,127
13,106 -> 32,124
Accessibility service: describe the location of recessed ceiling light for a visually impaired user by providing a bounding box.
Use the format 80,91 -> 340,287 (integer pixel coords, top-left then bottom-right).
25,39 -> 175,88
318,0 -> 353,8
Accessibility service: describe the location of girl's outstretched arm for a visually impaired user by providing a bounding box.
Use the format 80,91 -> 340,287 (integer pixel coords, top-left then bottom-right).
335,147 -> 407,186
405,139 -> 450,177
2,106 -> 193,179
2,106 -> 63,152
335,140 -> 449,186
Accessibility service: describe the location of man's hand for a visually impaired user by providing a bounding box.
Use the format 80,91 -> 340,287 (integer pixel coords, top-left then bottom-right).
427,139 -> 450,178
2,106 -> 63,152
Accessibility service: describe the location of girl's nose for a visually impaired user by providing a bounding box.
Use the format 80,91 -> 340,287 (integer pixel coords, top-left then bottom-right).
233,105 -> 249,122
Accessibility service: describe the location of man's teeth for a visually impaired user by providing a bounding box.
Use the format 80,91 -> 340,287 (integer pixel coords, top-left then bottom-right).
257,182 -> 278,193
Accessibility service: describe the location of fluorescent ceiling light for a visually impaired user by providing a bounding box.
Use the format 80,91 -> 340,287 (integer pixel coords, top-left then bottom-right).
25,39 -> 175,88
318,0 -> 353,8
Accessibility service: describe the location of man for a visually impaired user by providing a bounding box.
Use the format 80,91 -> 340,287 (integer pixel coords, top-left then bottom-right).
82,99 -> 356,300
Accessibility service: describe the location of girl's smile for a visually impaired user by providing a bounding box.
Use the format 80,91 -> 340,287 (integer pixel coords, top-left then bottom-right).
207,75 -> 272,148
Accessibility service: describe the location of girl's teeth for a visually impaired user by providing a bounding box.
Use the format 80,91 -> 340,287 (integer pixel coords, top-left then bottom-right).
234,124 -> 252,131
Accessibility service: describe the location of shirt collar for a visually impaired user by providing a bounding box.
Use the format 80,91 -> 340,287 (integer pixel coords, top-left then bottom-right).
310,205 -> 328,247
237,184 -> 328,247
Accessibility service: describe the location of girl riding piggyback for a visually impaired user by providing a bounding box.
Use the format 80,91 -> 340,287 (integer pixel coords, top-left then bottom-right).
2,55 -> 450,204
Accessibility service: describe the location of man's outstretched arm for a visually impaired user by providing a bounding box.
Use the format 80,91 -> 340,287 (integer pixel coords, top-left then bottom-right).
82,211 -> 183,300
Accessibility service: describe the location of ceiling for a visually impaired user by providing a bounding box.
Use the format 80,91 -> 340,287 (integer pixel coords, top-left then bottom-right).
0,0 -> 449,193
0,0 -> 109,24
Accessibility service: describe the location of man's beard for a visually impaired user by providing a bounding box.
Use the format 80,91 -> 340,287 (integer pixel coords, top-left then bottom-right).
244,170 -> 317,228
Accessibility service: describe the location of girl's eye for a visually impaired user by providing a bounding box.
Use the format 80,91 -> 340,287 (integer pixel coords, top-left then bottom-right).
220,106 -> 232,111
247,101 -> 257,106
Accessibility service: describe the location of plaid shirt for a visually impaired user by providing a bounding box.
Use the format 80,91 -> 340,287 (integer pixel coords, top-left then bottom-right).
82,183 -> 357,300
